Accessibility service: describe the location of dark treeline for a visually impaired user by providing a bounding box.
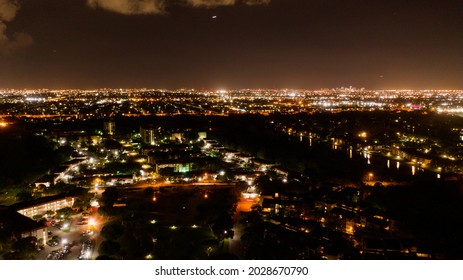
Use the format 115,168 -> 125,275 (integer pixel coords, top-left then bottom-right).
0,124 -> 69,191
367,179 -> 463,259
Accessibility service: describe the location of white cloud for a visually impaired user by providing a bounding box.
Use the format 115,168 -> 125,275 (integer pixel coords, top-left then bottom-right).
87,0 -> 166,15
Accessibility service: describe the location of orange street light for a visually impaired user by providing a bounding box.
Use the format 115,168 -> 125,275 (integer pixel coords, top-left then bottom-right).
368,173 -> 373,181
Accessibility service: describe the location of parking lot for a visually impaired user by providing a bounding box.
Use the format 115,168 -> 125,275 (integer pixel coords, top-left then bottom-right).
35,213 -> 105,260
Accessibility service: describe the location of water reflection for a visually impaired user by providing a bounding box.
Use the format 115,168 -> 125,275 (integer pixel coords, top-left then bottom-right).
320,138 -> 439,181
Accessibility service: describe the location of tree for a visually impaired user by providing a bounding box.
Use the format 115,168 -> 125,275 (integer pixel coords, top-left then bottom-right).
73,192 -> 94,210
15,191 -> 32,202
98,240 -> 120,257
101,188 -> 119,207
98,206 -> 113,217
56,145 -> 75,162
0,229 -> 13,252
32,214 -> 43,221
5,237 -> 38,260
143,187 -> 155,198
56,207 -> 74,218
101,222 -> 124,241
45,210 -> 55,217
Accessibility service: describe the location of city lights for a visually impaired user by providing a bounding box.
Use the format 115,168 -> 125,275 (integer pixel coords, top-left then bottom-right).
2,87 -> 463,262
2,0 -> 463,269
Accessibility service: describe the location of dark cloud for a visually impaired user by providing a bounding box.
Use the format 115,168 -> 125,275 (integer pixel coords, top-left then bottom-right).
86,0 -> 271,14
185,0 -> 270,7
2,0 -> 462,89
242,0 -> 270,5
0,0 -> 32,54
87,0 -> 166,15
0,0 -> 19,21
185,0 -> 236,7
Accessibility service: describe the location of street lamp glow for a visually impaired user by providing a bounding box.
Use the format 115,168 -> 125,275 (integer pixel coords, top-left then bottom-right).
368,173 -> 373,181
85,250 -> 91,259
90,199 -> 99,207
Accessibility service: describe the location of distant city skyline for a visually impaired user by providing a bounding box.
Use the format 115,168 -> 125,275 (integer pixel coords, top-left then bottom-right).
1,0 -> 463,89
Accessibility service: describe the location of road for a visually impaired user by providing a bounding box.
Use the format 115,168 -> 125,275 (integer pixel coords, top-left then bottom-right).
228,197 -> 259,257
130,181 -> 240,190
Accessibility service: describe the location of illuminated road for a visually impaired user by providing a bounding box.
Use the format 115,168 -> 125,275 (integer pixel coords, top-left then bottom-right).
228,197 -> 259,258
131,181 -> 239,189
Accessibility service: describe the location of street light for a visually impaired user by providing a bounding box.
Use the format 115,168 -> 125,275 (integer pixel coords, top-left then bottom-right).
62,222 -> 70,230
368,173 -> 373,182
88,218 -> 96,231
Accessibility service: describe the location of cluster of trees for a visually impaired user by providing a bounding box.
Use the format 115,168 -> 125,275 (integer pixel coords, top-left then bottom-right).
196,188 -> 238,240
2,237 -> 39,260
366,179 -> 463,259
0,128 -> 76,203
95,186 -> 240,259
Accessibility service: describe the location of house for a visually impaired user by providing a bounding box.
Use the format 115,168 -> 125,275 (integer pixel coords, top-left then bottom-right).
235,153 -> 253,164
154,159 -> 194,173
34,174 -> 54,188
12,194 -> 76,219
251,158 -> 276,172
106,174 -> 135,186
0,206 -> 48,245
272,166 -> 290,179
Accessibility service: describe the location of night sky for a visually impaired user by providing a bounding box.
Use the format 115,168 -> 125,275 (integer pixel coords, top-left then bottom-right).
1,0 -> 463,89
